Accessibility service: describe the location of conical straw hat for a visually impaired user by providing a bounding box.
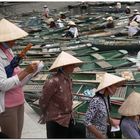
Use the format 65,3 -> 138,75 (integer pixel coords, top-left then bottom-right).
96,73 -> 125,93
0,18 -> 28,42
118,91 -> 140,116
130,21 -> 138,27
107,16 -> 113,21
46,18 -> 54,24
68,21 -> 76,26
133,9 -> 138,13
49,51 -> 83,72
43,5 -> 47,8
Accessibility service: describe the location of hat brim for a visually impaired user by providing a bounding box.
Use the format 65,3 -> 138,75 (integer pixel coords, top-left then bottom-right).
49,62 -> 83,72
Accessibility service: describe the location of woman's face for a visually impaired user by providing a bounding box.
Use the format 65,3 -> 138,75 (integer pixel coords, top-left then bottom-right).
107,85 -> 118,96
7,40 -> 16,48
64,64 -> 75,74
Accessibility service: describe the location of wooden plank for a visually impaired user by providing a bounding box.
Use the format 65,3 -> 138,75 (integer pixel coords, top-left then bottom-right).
95,60 -> 112,68
91,53 -> 105,60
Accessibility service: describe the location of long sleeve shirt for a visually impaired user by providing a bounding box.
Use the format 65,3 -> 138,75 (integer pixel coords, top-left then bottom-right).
121,117 -> 140,139
84,96 -> 108,138
69,27 -> 78,38
39,72 -> 73,127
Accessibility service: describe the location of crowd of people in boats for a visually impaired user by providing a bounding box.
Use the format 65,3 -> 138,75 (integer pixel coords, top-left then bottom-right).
43,2 -> 140,39
0,2 -> 140,139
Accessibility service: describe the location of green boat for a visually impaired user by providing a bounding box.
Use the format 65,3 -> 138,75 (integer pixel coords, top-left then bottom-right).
74,83 -> 140,122
79,58 -> 135,71
90,38 -> 140,52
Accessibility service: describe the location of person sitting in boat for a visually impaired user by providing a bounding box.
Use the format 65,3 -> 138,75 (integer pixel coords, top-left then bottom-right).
59,12 -> 66,20
43,5 -> 49,18
132,11 -> 140,25
84,73 -> 125,139
56,18 -> 64,28
118,91 -> 140,139
125,6 -> 131,14
63,21 -> 79,38
115,2 -> 122,13
80,1 -> 88,14
116,2 -> 121,9
105,16 -> 115,28
127,21 -> 140,37
129,9 -> 139,25
47,18 -> 57,28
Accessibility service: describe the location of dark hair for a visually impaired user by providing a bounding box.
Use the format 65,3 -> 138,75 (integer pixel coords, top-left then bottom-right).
95,92 -> 111,111
57,67 -> 64,73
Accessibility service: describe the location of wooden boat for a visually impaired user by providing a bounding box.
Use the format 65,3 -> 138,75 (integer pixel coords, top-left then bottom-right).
79,58 -> 135,72
77,49 -> 128,61
90,38 -> 140,51
74,81 -> 140,122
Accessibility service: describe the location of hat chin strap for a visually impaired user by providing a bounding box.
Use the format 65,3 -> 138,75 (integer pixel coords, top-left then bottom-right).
1,42 -> 10,49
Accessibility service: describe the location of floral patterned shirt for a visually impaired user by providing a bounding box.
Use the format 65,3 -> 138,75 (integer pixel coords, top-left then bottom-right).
84,95 -> 109,138
39,72 -> 73,127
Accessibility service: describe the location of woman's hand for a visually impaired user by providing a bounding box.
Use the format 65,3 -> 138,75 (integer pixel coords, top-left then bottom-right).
110,118 -> 120,128
24,63 -> 38,74
18,63 -> 38,81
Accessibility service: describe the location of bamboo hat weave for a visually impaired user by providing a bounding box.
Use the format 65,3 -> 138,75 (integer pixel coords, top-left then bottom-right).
106,16 -> 113,21
68,21 -> 76,26
49,51 -> 83,72
47,18 -> 54,24
95,73 -> 125,93
43,5 -> 47,8
130,21 -> 139,27
118,91 -> 140,116
133,9 -> 138,13
0,18 -> 28,42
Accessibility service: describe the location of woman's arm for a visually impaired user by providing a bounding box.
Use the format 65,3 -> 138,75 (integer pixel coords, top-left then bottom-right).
85,98 -> 106,139
39,77 -> 56,115
121,120 -> 140,139
87,125 -> 106,139
0,60 -> 37,92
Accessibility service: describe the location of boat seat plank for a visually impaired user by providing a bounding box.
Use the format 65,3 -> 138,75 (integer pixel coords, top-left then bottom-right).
23,85 -> 43,93
65,50 -> 77,55
90,53 -> 105,60
95,60 -> 112,68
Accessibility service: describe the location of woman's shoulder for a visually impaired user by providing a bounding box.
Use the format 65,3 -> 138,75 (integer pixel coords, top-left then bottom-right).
45,73 -> 60,83
90,95 -> 102,104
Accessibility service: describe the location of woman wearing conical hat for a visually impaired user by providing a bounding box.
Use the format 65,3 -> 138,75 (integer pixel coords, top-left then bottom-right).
39,51 -> 83,138
43,5 -> 49,18
125,6 -> 131,14
84,73 -> 125,139
118,91 -> 140,139
127,21 -> 140,37
106,16 -> 115,28
0,19 -> 39,138
63,21 -> 78,38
